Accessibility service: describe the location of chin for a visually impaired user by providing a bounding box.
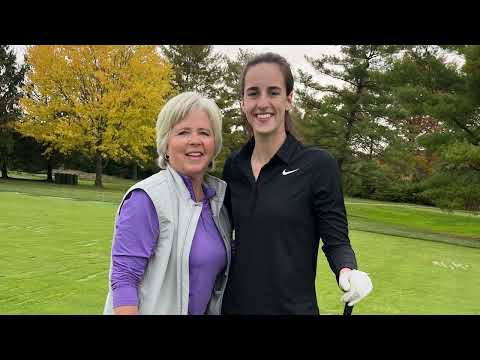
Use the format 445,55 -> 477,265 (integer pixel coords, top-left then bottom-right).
254,127 -> 276,136
183,166 -> 209,178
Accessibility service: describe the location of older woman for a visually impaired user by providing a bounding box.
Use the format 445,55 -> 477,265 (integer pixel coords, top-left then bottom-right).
104,92 -> 231,315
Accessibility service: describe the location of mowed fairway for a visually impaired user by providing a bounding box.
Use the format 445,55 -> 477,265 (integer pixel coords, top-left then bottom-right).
1,179 -> 480,314
0,191 -> 117,314
315,230 -> 480,314
317,199 -> 480,314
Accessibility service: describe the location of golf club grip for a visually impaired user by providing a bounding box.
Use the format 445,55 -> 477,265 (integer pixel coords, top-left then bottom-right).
343,303 -> 353,316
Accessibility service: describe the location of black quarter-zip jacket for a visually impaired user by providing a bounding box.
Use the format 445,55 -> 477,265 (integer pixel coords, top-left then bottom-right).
221,133 -> 357,315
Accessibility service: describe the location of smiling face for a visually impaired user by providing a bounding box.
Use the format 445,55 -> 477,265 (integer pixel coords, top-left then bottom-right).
241,62 -> 292,139
166,108 -> 215,182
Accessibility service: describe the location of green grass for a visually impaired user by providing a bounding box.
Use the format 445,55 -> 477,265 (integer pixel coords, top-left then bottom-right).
315,230 -> 480,315
0,175 -> 135,203
345,199 -> 480,248
1,177 -> 480,314
0,191 -> 116,314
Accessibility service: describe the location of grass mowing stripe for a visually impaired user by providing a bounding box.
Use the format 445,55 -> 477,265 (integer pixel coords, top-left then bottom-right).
315,229 -> 480,315
345,201 -> 480,247
1,191 -> 115,314
349,217 -> 480,249
0,177 -> 134,203
346,197 -> 479,217
2,183 -> 480,314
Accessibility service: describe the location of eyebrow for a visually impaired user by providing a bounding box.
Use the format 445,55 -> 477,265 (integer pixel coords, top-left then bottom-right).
246,86 -> 282,91
175,127 -> 211,132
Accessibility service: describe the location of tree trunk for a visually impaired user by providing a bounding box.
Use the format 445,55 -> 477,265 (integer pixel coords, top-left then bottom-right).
46,159 -> 53,183
369,138 -> 374,160
1,156 -> 8,179
95,150 -> 103,188
339,118 -> 354,173
337,157 -> 344,173
131,162 -> 138,180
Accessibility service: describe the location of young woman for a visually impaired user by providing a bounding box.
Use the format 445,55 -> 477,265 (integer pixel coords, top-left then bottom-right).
221,53 -> 372,315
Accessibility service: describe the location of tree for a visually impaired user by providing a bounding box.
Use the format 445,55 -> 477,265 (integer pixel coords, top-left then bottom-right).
295,45 -> 405,188
160,45 -> 248,177
161,45 -> 223,100
386,45 -> 480,210
18,45 -> 173,187
211,49 -> 256,177
0,45 -> 26,179
9,131 -> 63,181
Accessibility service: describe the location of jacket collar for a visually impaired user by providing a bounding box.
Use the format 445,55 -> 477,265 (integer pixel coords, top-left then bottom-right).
179,173 -> 216,203
166,165 -> 226,215
238,131 -> 300,166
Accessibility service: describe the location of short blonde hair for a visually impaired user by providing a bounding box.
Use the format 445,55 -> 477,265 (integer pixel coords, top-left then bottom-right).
156,91 -> 223,170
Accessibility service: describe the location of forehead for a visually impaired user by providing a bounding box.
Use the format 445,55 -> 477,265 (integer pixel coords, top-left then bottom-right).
174,109 -> 211,128
244,63 -> 285,89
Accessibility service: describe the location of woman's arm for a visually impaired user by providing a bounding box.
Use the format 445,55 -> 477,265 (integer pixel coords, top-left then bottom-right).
110,189 -> 159,314
311,151 -> 357,279
114,306 -> 139,315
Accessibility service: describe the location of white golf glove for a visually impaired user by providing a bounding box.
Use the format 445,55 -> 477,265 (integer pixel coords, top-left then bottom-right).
338,269 -> 373,306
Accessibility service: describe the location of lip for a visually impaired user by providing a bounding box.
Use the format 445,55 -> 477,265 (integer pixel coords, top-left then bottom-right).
254,114 -> 274,123
254,113 -> 274,118
185,151 -> 204,158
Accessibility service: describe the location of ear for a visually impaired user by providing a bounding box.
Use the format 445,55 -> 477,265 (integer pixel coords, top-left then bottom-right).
286,93 -> 293,111
287,92 -> 293,107
240,100 -> 247,116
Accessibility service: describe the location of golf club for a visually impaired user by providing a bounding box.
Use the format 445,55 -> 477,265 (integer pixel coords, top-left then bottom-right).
343,303 -> 353,316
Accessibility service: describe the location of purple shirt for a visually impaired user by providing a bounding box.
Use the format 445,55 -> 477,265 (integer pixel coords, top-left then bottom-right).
110,175 -> 227,314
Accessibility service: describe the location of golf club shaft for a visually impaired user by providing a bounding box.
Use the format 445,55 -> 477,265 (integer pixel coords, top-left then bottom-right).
343,303 -> 353,316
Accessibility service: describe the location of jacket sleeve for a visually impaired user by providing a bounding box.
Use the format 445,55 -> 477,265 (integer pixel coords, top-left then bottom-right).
222,154 -> 233,225
111,189 -> 159,307
311,151 -> 357,282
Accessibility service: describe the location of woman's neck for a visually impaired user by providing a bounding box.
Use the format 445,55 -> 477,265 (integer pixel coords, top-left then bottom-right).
192,183 -> 204,202
190,176 -> 204,202
250,130 -> 286,180
251,130 -> 287,165
176,170 -> 205,202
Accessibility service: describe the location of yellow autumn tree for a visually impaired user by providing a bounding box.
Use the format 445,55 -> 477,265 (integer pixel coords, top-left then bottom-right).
18,45 -> 174,187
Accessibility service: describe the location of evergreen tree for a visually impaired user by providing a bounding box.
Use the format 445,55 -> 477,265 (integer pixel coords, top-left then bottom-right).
386,45 -> 480,210
161,45 -> 223,100
296,45 -> 404,171
0,45 -> 26,178
212,48 -> 255,177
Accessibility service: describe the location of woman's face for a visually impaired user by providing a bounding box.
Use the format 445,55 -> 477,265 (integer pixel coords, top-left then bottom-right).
166,109 -> 215,182
241,62 -> 292,138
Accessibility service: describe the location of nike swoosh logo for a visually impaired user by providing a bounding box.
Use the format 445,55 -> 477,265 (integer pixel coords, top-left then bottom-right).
282,168 -> 299,176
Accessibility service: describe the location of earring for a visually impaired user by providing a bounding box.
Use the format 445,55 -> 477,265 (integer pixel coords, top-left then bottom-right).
164,153 -> 170,161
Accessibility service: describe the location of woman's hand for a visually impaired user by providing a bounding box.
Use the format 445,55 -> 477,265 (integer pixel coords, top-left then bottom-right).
113,306 -> 139,315
338,269 -> 373,306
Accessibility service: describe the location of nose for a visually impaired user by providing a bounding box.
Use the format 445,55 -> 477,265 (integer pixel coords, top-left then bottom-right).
257,92 -> 270,109
187,132 -> 201,145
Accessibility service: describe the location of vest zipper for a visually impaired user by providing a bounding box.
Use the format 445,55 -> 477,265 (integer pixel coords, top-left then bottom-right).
180,202 -> 202,314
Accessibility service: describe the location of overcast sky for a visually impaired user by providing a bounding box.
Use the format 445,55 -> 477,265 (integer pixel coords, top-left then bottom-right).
214,45 -> 341,83
11,44 -> 343,86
